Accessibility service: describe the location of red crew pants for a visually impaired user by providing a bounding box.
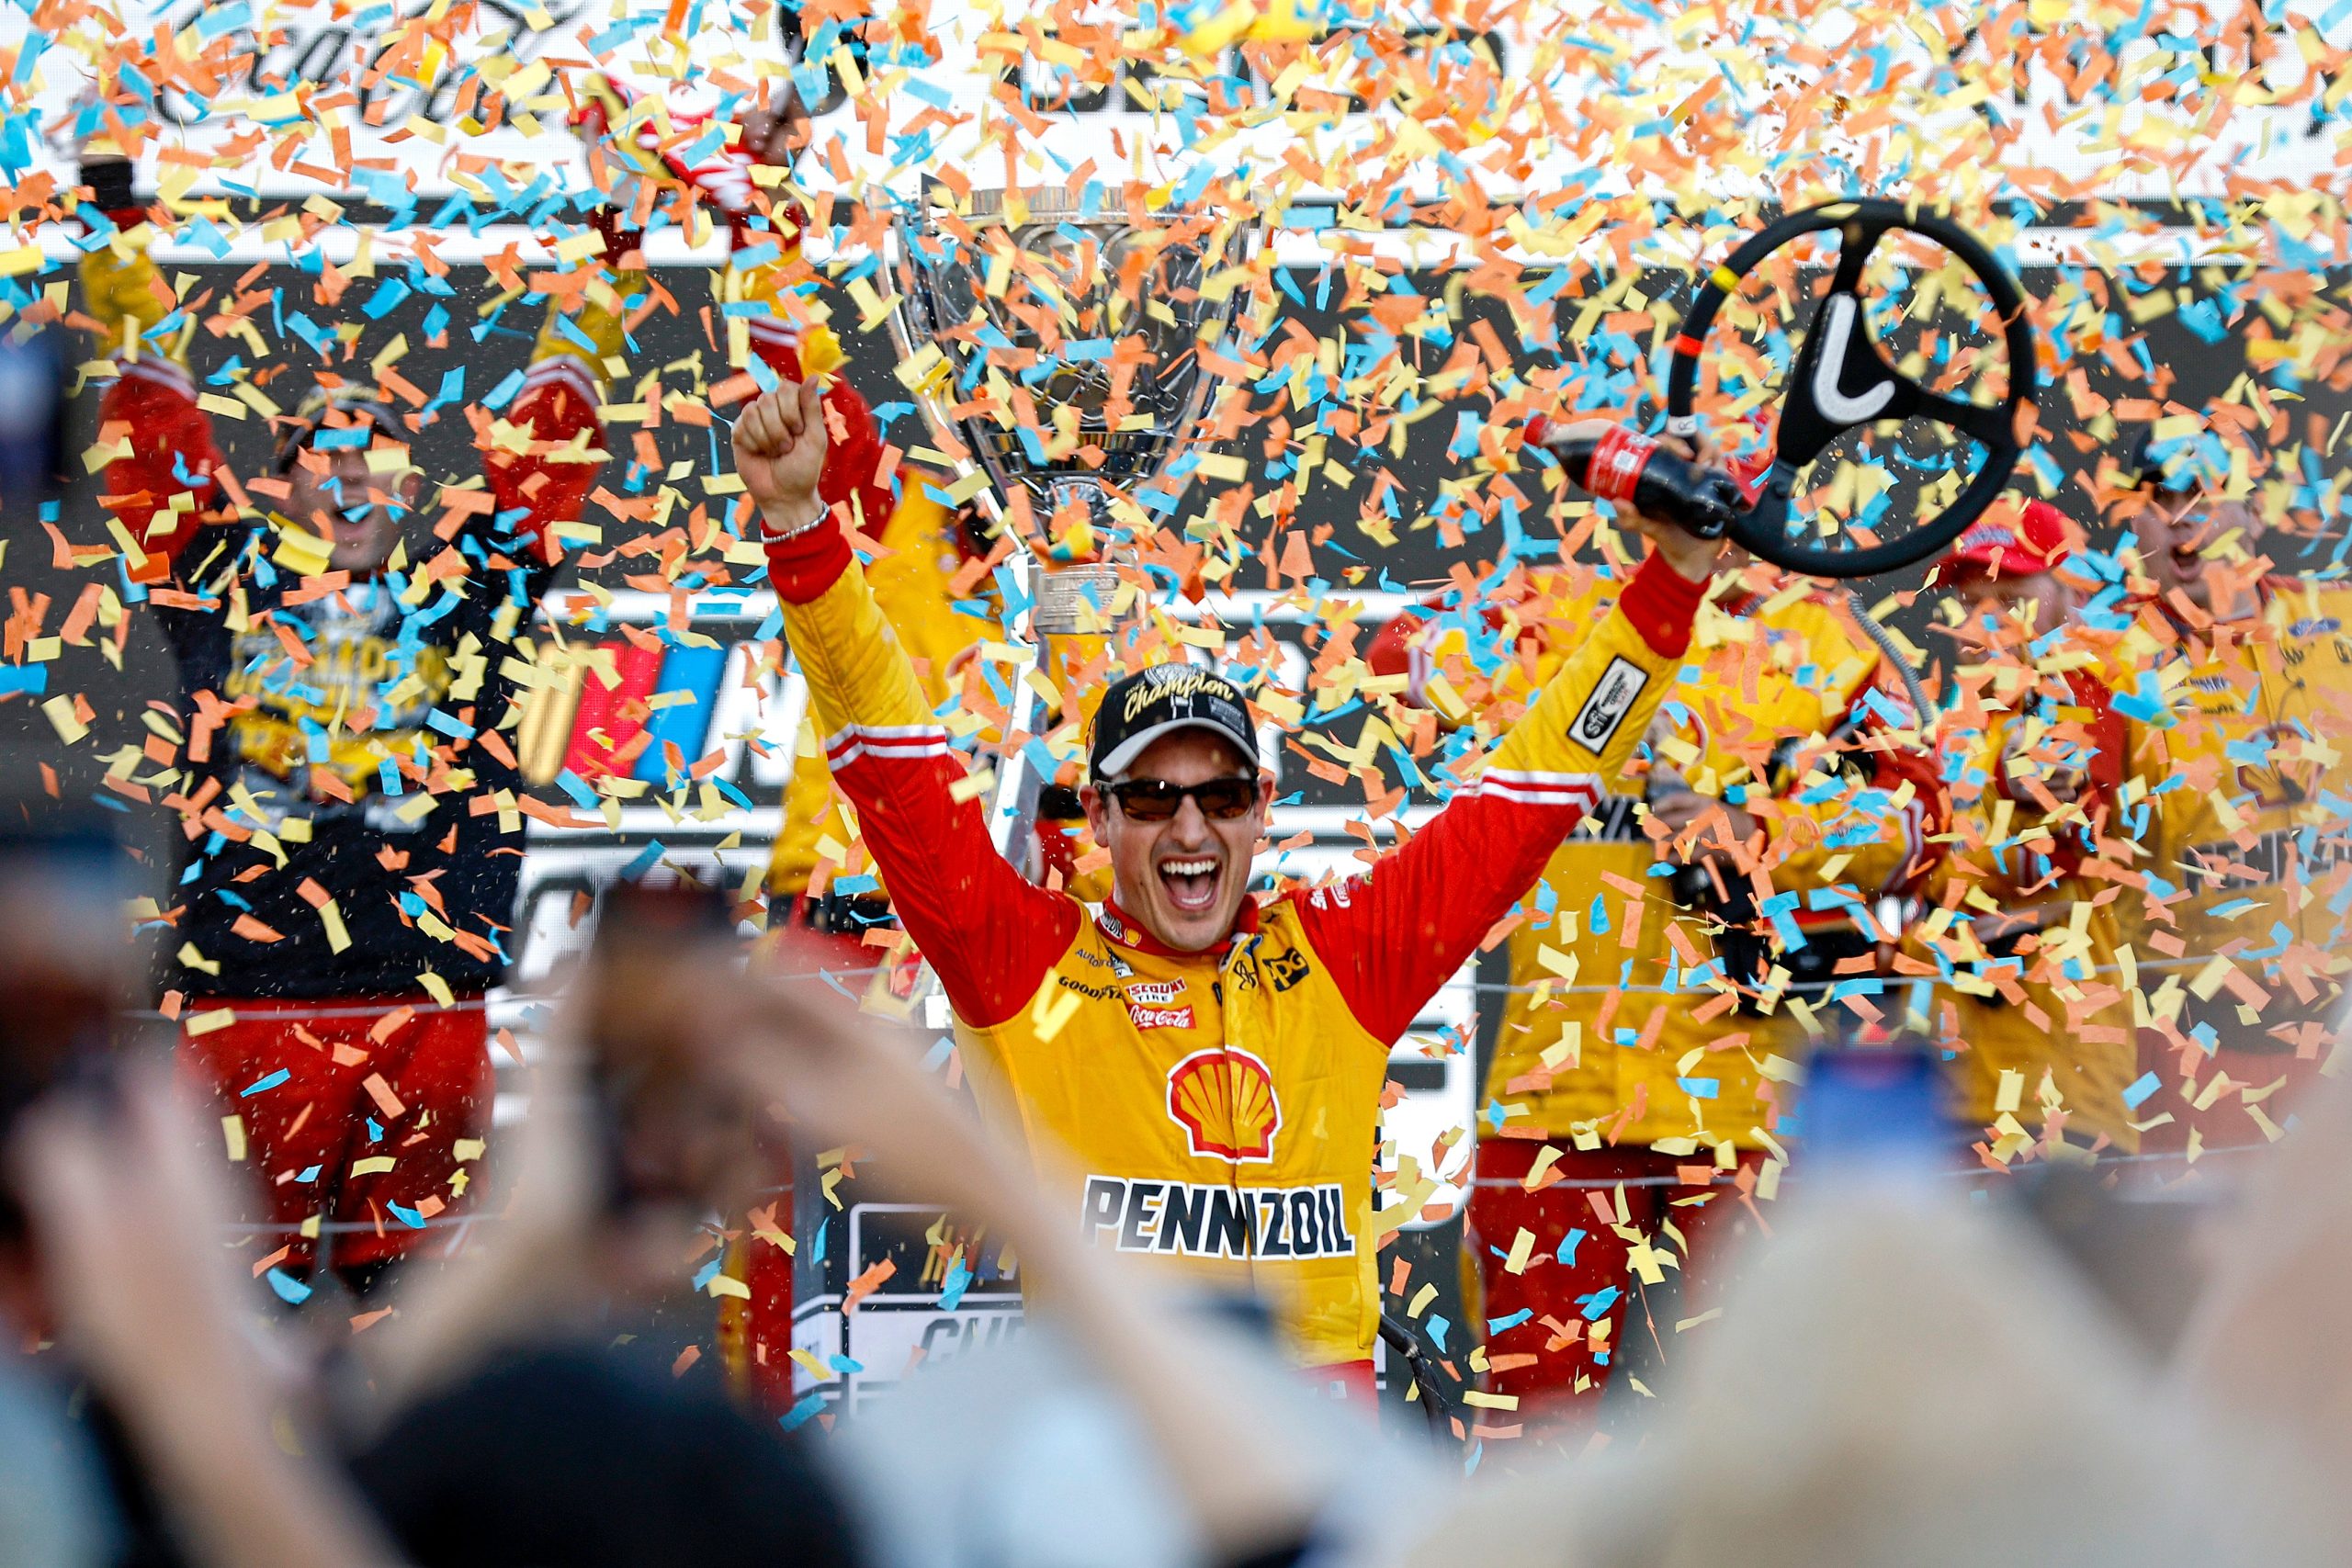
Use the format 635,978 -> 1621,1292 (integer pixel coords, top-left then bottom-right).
1464,1138 -> 1766,1429
2135,1024 -> 2333,1159
179,996 -> 495,1280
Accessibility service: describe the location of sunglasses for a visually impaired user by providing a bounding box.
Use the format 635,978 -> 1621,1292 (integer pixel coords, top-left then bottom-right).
1104,776 -> 1259,823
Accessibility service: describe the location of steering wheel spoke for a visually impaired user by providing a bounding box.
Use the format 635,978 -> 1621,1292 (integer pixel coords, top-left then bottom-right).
1910,387 -> 2014,450
1827,216 -> 1892,297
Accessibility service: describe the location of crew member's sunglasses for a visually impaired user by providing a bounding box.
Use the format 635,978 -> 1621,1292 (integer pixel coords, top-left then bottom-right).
1104,776 -> 1258,822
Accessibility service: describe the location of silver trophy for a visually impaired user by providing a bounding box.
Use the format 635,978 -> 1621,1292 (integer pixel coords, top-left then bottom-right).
888,185 -> 1253,636
887,186 -> 1255,863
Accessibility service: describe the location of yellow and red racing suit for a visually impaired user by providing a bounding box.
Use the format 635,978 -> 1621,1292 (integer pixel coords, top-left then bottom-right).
762,509 -> 1709,1371
2124,580 -> 2352,1146
1917,618 -> 2160,1158
1376,568 -> 1941,1415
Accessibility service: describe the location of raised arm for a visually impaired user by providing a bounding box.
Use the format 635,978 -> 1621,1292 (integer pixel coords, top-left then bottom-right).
1296,545 -> 1710,1044
76,162 -> 226,582
727,201 -> 898,537
739,382 -> 1076,1026
479,222 -> 650,568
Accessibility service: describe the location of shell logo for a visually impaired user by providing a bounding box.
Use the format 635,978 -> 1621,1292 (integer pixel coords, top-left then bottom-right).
1165,1048 -> 1282,1164
2237,723 -> 2321,810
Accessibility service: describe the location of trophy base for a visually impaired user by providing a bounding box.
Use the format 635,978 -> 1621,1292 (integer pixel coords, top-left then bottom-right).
1032,564 -> 1125,636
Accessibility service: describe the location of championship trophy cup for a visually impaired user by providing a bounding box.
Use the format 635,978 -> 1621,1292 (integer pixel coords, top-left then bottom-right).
888,185 -> 1256,868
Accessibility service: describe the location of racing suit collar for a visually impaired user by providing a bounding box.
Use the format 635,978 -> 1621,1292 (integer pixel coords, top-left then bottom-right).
1095,894 -> 1261,960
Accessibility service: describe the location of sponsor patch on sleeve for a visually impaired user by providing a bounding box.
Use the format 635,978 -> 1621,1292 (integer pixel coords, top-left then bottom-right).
1566,656 -> 1649,755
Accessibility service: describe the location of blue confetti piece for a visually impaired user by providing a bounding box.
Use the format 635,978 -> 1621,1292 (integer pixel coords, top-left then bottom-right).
939,1258 -> 973,1311
1486,1307 -> 1532,1334
387,1201 -> 427,1230
780,1393 -> 826,1430
1557,1226 -> 1587,1265
2121,1071 -> 2161,1111
294,1164 -> 322,1183
265,1268 -> 312,1304
1577,1285 -> 1621,1321
239,1068 -> 291,1097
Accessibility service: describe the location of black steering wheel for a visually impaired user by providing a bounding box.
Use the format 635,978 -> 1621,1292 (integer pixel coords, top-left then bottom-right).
1665,198 -> 2037,578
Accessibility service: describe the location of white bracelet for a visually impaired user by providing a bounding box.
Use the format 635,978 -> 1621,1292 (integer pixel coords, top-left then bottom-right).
760,498 -> 830,540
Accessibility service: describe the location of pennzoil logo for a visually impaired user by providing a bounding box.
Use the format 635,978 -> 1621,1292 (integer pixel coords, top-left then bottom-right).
1081,1176 -> 1354,1260
1165,1047 -> 1281,1163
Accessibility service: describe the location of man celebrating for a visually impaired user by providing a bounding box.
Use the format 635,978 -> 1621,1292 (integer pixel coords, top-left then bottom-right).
1373,550 -> 1941,1426
734,379 -> 1724,1393
1920,500 -> 2146,1160
2121,420 -> 2352,1108
74,137 -> 655,1294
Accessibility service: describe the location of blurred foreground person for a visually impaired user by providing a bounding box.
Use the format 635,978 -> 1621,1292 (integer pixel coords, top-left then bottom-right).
2175,1067 -> 2352,1533
1373,1044 -> 2316,1568
0,819 -> 401,1568
341,883 -> 860,1568
349,886 -> 1337,1568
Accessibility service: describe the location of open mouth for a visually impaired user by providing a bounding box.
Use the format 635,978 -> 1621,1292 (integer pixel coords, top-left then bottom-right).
2170,544 -> 2205,580
1158,855 -> 1222,915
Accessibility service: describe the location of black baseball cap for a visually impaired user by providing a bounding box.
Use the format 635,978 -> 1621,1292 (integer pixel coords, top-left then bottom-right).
1090,664 -> 1259,780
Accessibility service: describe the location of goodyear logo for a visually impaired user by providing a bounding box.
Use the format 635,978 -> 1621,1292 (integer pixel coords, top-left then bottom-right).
1165,1046 -> 1280,1162
1080,1176 -> 1355,1260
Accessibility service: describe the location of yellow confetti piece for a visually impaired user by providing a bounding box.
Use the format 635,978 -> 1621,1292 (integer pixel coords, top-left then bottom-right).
1503,1225 -> 1536,1275
40,696 -> 86,744
317,899 -> 351,953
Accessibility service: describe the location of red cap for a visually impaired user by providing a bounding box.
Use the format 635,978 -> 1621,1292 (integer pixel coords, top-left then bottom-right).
1932,499 -> 2075,587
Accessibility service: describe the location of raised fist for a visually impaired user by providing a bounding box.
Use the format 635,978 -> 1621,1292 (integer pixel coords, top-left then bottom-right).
732,379 -> 829,532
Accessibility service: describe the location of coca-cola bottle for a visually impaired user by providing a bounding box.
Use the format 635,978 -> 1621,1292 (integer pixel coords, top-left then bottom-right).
1525,418 -> 1747,539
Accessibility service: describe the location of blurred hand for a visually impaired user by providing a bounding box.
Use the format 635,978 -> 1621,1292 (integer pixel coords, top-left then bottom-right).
732,380 -> 829,532
11,1066 -> 257,1409
1649,788 -> 1759,864
739,81 -> 812,168
2002,719 -> 2086,807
